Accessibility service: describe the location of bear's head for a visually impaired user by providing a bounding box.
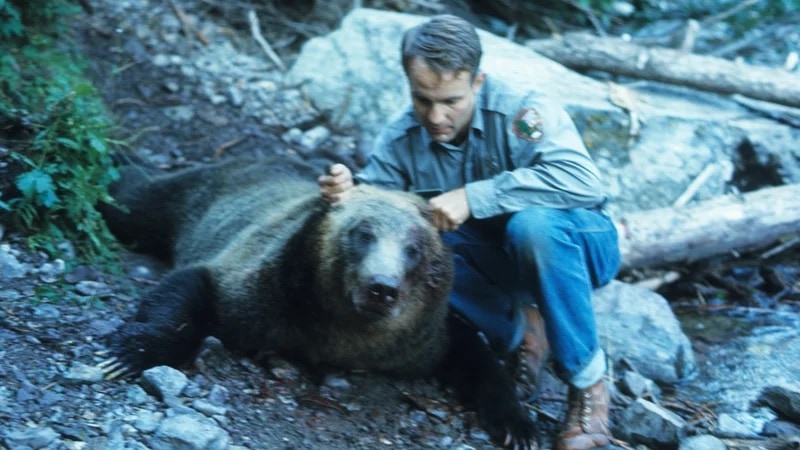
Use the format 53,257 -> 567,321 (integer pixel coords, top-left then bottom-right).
315,185 -> 453,329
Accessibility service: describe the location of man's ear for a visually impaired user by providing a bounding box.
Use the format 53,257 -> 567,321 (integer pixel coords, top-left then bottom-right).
472,72 -> 486,93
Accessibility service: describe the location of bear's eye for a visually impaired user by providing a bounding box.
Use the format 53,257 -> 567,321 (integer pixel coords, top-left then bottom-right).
350,224 -> 375,247
404,244 -> 421,265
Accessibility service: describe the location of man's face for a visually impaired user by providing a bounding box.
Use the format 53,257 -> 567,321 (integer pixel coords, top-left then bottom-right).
407,57 -> 485,144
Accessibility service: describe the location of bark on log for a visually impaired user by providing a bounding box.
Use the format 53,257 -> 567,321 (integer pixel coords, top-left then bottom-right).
618,183 -> 800,270
526,33 -> 800,108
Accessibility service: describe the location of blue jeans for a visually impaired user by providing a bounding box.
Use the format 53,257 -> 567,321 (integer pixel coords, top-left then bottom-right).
441,206 -> 620,388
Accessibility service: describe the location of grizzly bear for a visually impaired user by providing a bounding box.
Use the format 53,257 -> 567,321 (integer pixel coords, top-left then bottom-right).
98,156 -> 535,448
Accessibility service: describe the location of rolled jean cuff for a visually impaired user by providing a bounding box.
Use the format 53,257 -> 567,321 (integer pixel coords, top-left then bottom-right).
569,349 -> 607,389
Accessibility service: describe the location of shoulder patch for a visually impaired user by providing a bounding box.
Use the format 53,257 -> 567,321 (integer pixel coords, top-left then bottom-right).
511,108 -> 544,142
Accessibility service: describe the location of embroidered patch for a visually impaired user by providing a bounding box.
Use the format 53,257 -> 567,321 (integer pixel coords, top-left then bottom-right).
512,108 -> 544,142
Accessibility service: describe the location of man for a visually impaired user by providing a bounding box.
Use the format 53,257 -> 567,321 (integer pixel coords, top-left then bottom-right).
318,14 -> 620,450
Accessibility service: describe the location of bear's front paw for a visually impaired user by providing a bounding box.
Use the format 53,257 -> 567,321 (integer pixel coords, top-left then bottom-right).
96,322 -> 166,380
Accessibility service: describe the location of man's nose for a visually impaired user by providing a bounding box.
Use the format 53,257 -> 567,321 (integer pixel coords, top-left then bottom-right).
428,104 -> 445,124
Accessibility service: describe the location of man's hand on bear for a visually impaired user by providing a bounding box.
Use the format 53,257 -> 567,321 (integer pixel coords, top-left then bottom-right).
428,188 -> 471,232
318,163 -> 354,204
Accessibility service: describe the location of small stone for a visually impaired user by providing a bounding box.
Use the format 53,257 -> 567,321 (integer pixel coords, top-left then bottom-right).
151,414 -> 230,450
206,384 -> 229,406
141,366 -> 189,400
192,398 -> 227,417
75,280 -> 113,297
4,426 -> 59,448
63,362 -> 104,383
33,304 -> 61,320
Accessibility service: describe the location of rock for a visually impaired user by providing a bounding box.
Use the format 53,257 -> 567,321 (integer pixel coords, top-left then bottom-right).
619,369 -> 661,399
206,384 -> 229,406
150,413 -> 230,450
134,410 -> 165,433
126,385 -> 151,404
593,281 -> 696,384
298,125 -> 331,151
0,243 -> 31,279
33,304 -> 61,320
63,362 -> 105,383
617,398 -> 686,447
192,398 -> 227,417
679,434 -> 726,450
4,426 -> 59,449
141,366 -> 189,400
75,280 -> 113,297
717,412 -> 761,437
755,385 -> 800,422
762,420 -> 800,437
37,258 -> 66,283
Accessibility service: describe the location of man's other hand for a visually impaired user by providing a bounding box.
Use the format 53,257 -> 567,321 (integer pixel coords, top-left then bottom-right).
429,188 -> 471,231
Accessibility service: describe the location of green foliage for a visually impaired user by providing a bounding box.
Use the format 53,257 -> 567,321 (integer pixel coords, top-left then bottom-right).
0,0 -> 79,41
0,0 -> 121,263
723,0 -> 800,36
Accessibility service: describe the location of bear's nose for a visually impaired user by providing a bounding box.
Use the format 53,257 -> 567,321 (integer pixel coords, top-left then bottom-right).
367,275 -> 399,304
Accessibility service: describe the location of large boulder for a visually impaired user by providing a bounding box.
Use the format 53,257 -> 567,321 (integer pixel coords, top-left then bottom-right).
593,281 -> 696,384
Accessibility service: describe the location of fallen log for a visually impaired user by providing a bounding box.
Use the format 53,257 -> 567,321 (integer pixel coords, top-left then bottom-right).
526,33 -> 800,108
617,183 -> 800,270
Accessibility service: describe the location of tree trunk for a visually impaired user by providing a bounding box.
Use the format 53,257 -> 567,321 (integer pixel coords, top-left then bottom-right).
526,33 -> 800,108
618,183 -> 800,270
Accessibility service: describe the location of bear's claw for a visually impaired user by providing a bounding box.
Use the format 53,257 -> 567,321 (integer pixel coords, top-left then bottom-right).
96,356 -> 135,380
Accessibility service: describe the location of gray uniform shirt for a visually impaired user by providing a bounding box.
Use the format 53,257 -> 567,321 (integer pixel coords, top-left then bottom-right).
355,75 -> 607,219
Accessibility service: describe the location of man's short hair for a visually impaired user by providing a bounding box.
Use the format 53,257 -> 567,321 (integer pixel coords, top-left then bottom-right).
401,15 -> 482,78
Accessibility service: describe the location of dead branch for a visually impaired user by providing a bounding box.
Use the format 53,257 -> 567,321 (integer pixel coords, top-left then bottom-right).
248,10 -> 286,72
618,183 -> 800,270
527,33 -> 800,108
166,0 -> 208,45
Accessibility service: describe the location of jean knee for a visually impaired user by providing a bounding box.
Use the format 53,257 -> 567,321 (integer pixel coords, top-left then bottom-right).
505,208 -> 567,253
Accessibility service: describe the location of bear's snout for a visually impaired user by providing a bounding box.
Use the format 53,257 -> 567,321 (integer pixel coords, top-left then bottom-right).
367,275 -> 400,305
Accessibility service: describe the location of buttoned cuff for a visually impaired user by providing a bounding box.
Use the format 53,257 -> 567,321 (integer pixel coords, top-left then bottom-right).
465,179 -> 503,219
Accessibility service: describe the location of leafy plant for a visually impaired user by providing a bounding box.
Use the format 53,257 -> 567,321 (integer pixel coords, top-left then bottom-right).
0,0 -> 121,262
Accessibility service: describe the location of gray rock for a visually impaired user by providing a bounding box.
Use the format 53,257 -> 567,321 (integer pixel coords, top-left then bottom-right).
37,259 -> 65,283
141,366 -> 189,400
755,385 -> 800,422
192,398 -> 227,417
75,280 -> 113,297
126,385 -> 151,405
717,413 -> 762,438
4,426 -> 59,449
150,414 -> 230,450
134,410 -> 165,433
594,281 -> 696,384
0,244 -> 30,279
299,125 -> 331,151
617,398 -> 686,447
620,370 -> 661,399
32,304 -> 61,320
206,384 -> 229,406
63,362 -> 105,383
679,434 -> 726,450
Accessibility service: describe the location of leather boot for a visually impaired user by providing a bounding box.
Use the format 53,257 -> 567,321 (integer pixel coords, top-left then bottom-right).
555,379 -> 611,450
516,305 -> 550,401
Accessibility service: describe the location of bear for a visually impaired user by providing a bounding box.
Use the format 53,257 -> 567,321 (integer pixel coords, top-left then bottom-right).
98,155 -> 535,449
